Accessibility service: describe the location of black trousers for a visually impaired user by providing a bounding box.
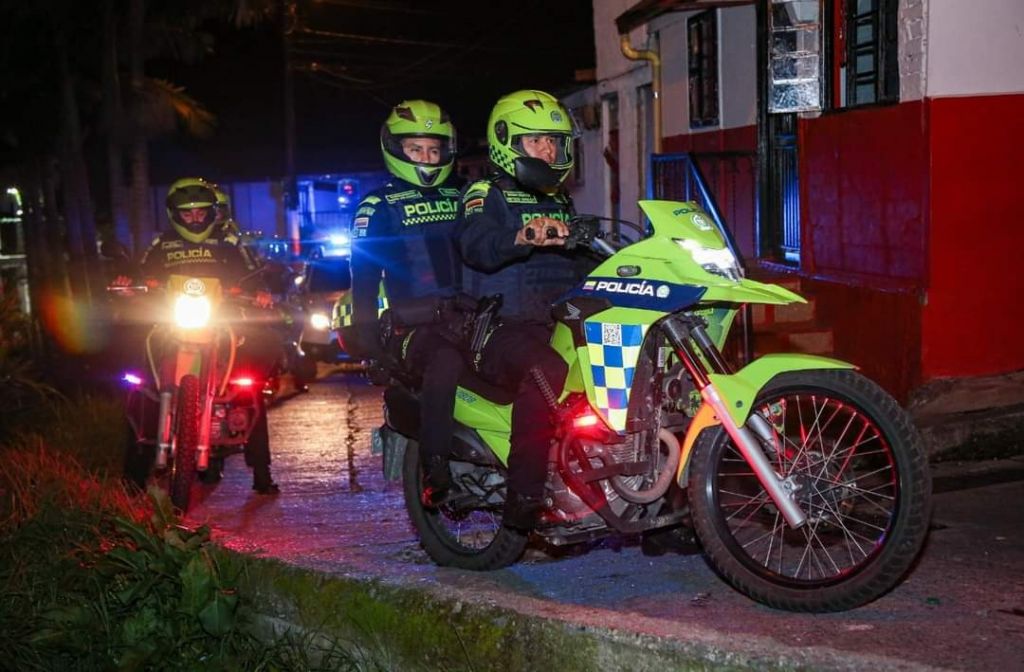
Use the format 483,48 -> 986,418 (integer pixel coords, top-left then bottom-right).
233,325 -> 282,476
477,323 -> 568,499
403,326 -> 468,464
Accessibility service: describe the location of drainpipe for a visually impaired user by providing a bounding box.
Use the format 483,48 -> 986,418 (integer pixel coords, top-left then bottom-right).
619,33 -> 662,153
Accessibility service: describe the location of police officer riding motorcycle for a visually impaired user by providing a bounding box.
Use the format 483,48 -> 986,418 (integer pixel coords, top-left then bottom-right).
114,178 -> 282,499
335,100 -> 471,501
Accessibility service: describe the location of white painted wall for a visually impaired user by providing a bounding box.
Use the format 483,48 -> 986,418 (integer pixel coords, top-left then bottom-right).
657,16 -> 691,136
926,0 -> 1024,97
569,2 -> 757,223
562,86 -> 605,217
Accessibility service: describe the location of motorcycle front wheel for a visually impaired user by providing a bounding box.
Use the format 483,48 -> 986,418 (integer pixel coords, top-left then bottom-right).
401,444 -> 527,570
688,369 -> 932,612
170,374 -> 201,512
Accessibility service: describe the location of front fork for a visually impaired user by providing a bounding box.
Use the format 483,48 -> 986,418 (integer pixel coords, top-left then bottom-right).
152,340 -> 220,473
663,316 -> 807,529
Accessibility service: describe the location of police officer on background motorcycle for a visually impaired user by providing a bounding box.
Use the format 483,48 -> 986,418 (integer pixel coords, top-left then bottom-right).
210,184 -> 243,238
337,99 -> 467,501
117,177 -> 281,494
456,89 -> 589,531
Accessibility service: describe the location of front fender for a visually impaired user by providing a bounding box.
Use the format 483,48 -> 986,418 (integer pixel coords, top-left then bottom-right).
710,353 -> 855,427
677,354 -> 855,484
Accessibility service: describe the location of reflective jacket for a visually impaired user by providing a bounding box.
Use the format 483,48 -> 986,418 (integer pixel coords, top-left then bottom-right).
138,230 -> 260,285
345,177 -> 462,357
456,175 -> 583,324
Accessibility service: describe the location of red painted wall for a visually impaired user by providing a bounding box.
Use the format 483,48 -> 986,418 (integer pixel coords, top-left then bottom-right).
922,93 -> 1024,379
663,126 -> 758,259
805,278 -> 922,401
661,94 -> 1024,396
801,102 -> 930,288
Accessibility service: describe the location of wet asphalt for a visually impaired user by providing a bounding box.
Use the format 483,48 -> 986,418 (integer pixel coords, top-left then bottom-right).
185,371 -> 1024,672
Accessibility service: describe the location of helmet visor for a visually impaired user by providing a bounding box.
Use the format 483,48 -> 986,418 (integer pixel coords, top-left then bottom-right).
511,133 -> 573,169
175,206 -> 216,233
383,133 -> 456,168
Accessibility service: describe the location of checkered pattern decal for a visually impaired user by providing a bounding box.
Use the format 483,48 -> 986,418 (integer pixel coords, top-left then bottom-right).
401,212 -> 455,226
332,295 -> 388,329
584,321 -> 648,432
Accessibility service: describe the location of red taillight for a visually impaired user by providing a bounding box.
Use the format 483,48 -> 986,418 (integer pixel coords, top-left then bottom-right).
231,377 -> 254,387
573,413 -> 602,429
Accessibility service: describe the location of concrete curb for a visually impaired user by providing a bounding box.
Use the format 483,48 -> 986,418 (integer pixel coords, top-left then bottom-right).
233,554 -> 944,672
915,403 -> 1024,459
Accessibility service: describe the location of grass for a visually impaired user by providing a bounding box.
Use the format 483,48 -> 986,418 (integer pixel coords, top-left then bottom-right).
0,399 -> 388,671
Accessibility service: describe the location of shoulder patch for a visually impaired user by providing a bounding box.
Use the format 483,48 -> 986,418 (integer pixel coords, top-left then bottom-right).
462,180 -> 492,202
362,195 -> 382,206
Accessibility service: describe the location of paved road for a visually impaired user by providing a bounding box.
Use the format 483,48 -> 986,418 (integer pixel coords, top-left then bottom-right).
186,372 -> 1024,671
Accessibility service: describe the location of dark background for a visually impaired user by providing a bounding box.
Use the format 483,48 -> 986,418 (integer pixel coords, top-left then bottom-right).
149,0 -> 596,180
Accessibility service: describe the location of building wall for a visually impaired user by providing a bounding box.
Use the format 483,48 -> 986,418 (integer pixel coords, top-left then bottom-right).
922,93 -> 1024,379
577,0 -> 1024,396
926,0 -> 1024,97
918,1 -> 1024,379
800,102 -> 929,287
562,86 -> 605,217
659,5 -> 759,259
573,3 -> 758,227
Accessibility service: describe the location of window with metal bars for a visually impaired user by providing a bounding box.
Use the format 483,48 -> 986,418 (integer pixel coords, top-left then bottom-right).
688,10 -> 719,128
829,0 -> 899,108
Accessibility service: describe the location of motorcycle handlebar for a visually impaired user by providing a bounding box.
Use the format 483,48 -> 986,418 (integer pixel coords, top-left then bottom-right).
106,284 -> 151,294
105,283 -> 273,309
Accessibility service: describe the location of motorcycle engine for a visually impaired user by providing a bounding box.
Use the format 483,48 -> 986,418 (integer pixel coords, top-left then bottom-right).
549,436 -> 642,520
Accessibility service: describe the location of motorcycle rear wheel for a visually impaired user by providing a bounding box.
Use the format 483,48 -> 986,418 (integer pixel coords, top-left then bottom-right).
170,374 -> 201,512
688,369 -> 931,612
402,444 -> 526,570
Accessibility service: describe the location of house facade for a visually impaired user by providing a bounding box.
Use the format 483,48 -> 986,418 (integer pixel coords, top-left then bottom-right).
565,0 -> 1024,402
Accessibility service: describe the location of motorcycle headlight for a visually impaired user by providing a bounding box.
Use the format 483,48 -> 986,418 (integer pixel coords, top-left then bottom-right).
174,294 -> 212,329
310,311 -> 331,331
674,239 -> 743,282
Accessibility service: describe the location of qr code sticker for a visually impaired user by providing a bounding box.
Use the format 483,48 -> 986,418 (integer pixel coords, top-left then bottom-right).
602,323 -> 622,346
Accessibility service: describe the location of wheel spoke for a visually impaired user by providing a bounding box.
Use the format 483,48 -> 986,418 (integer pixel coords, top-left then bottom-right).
709,382 -> 908,585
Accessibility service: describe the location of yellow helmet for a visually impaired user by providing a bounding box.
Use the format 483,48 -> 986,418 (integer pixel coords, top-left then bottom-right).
380,99 -> 456,187
210,184 -> 232,223
487,90 -> 575,193
165,177 -> 218,243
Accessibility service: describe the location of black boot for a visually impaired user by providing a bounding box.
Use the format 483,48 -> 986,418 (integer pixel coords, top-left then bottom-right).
503,490 -> 546,532
252,466 -> 280,495
421,455 -> 452,507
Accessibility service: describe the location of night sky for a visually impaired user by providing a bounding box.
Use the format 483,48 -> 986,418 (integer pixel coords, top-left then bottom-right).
149,0 -> 595,181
